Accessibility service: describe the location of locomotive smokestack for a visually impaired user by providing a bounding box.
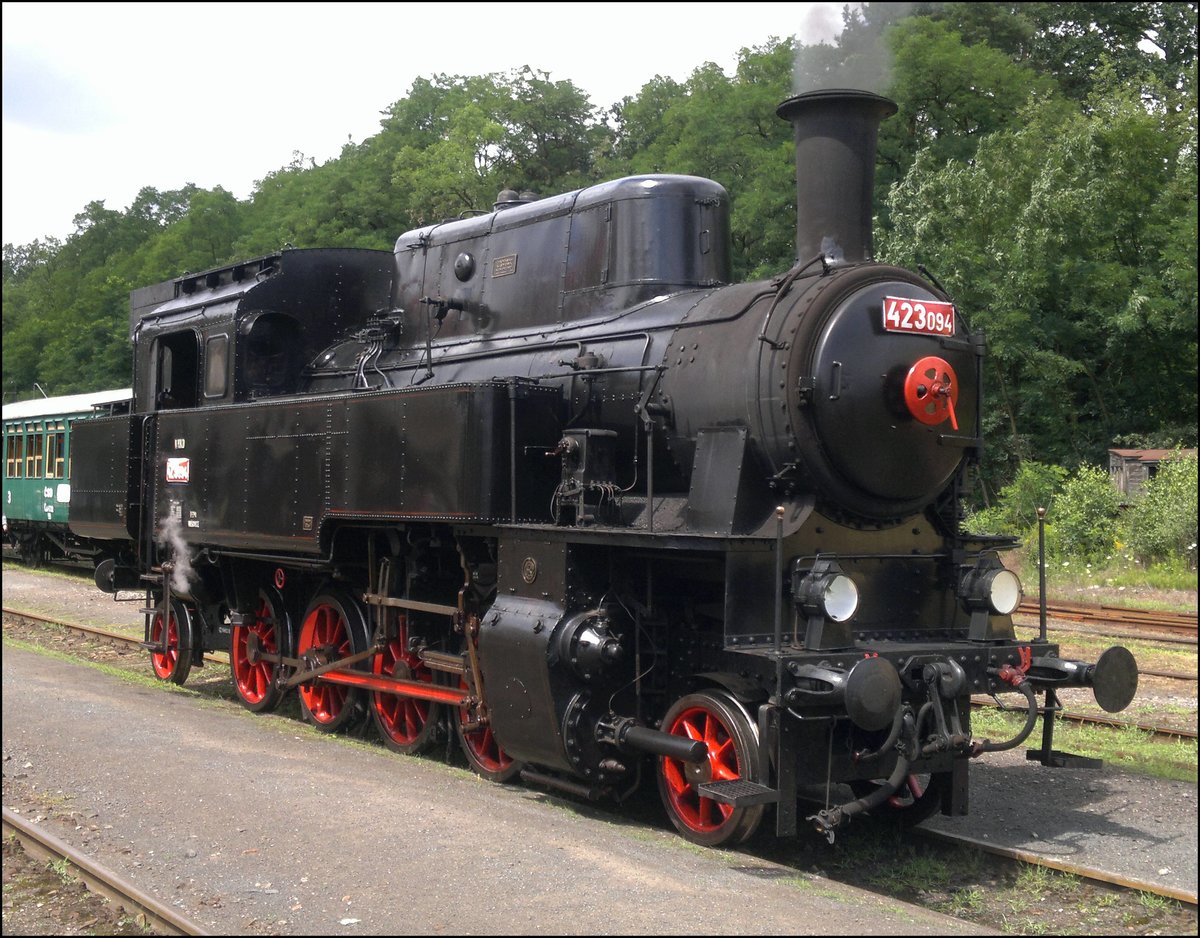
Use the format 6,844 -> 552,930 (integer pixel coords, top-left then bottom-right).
776,89 -> 897,266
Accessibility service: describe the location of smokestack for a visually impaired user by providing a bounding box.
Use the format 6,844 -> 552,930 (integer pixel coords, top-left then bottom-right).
776,89 -> 897,266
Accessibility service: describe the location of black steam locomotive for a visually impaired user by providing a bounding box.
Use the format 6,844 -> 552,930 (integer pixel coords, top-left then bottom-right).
69,90 -> 1137,845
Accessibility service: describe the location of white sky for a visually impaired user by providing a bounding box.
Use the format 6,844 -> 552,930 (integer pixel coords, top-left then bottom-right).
2,1 -> 850,248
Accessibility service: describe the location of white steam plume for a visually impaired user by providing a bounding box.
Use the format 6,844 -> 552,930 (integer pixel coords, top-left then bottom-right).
792,2 -> 920,96
156,514 -> 195,595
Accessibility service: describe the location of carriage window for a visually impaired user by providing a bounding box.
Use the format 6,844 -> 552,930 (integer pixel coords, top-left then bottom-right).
5,432 -> 23,479
46,423 -> 66,479
205,334 -> 229,398
25,428 -> 43,478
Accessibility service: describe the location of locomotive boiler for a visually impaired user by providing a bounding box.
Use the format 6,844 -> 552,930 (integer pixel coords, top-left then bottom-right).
69,89 -> 1138,846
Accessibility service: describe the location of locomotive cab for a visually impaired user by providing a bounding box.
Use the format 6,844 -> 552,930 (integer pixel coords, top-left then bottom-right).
130,249 -> 393,413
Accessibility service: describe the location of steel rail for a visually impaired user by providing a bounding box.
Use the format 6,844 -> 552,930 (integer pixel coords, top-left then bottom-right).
2,807 -> 210,935
917,826 -> 1198,907
1014,619 -> 1197,647
7,606 -> 1194,739
969,695 -> 1196,741
1,607 -> 229,666
1018,599 -> 1197,639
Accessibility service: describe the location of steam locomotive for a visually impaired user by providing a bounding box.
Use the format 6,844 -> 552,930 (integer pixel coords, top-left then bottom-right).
68,90 -> 1138,846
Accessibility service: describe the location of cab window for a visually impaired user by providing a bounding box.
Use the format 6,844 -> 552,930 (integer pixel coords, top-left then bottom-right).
205,334 -> 230,399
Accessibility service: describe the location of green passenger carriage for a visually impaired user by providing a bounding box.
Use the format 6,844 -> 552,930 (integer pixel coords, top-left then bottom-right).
2,389 -> 131,564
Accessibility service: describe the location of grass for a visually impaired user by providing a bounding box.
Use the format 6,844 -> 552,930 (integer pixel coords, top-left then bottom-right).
1005,551 -> 1198,610
1049,557 -> 1197,596
971,706 -> 1197,782
47,857 -> 75,886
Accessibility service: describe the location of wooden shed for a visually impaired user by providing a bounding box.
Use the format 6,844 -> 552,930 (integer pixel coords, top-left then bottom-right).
1107,448 -> 1197,498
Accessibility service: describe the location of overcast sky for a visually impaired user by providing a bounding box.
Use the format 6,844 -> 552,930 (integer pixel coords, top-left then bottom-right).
2,1 -> 850,248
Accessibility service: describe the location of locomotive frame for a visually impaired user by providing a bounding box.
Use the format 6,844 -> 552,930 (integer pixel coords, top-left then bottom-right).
66,89 -> 1138,846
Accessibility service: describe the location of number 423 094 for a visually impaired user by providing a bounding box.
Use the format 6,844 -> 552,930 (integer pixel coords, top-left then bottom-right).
882,296 -> 956,337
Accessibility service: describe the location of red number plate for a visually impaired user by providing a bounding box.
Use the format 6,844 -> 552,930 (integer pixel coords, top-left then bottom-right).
882,296 -> 956,337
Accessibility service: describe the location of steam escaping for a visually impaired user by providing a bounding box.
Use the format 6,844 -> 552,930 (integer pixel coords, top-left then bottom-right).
156,514 -> 195,595
796,2 -> 847,46
792,2 -> 919,96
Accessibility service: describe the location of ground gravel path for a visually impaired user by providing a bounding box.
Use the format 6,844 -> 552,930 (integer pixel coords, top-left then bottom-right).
3,642 -> 996,936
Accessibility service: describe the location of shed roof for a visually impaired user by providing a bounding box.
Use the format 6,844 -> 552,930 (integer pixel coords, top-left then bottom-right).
1108,448 -> 1197,462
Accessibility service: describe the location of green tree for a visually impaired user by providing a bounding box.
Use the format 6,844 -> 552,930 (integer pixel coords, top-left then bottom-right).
1023,2 -> 1198,101
138,187 -> 245,277
882,79 -> 1197,481
381,68 -> 607,227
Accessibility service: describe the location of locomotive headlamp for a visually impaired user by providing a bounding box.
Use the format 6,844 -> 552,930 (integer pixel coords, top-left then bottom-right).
960,558 -> 1023,616
792,558 -> 860,623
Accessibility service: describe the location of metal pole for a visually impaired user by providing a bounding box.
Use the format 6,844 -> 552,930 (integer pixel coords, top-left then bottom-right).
1037,506 -> 1047,641
509,382 -> 518,523
1036,505 -> 1056,763
774,506 -> 785,699
646,420 -> 655,533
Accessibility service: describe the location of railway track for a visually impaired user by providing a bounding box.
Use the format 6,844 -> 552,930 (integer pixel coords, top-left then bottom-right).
4,606 -> 1194,742
918,827 -> 1197,906
968,695 -> 1197,741
2,807 -> 209,935
1018,598 -> 1197,640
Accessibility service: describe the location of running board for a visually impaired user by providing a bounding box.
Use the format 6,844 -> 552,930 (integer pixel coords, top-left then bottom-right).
695,779 -> 779,807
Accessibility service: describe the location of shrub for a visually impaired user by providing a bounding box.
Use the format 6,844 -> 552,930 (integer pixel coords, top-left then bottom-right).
1046,465 -> 1121,563
1122,453 -> 1198,568
965,462 -> 1067,537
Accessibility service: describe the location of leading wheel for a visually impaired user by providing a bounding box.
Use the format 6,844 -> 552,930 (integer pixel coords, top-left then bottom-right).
848,771 -> 950,827
149,597 -> 192,686
656,689 -> 764,847
370,614 -> 440,754
231,588 -> 290,713
296,589 -> 369,733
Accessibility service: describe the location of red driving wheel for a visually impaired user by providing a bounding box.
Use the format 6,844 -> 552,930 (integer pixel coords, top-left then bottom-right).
371,614 -> 439,754
903,356 -> 959,430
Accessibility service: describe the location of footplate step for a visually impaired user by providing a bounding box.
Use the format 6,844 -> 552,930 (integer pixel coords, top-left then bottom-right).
695,779 -> 779,806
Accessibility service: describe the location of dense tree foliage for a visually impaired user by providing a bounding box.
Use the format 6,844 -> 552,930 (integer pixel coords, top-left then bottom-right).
4,2 -> 1195,507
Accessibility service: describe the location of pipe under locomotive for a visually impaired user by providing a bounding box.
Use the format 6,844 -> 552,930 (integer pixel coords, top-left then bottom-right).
69,90 -> 1138,846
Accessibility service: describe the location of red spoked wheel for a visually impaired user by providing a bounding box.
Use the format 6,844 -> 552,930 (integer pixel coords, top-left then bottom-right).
455,669 -> 522,782
903,356 -> 959,430
296,590 -> 368,733
231,589 -> 289,713
149,597 -> 192,686
371,615 -> 440,754
656,690 -> 764,847
848,771 -> 950,827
